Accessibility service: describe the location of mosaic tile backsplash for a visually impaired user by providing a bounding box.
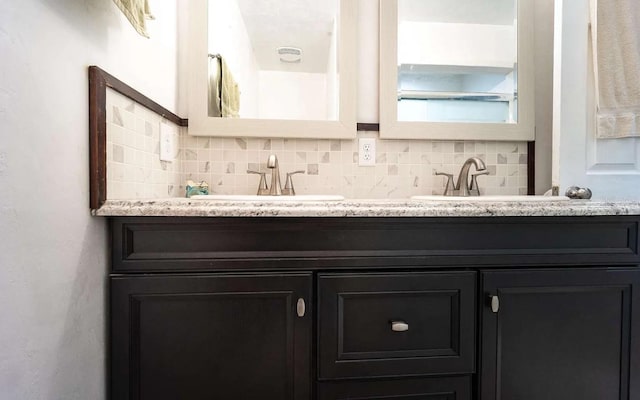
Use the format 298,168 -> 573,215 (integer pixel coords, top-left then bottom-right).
106,89 -> 527,200
181,134 -> 528,198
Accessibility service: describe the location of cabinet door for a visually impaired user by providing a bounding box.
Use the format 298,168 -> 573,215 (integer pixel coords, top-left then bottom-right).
111,273 -> 312,400
480,268 -> 640,400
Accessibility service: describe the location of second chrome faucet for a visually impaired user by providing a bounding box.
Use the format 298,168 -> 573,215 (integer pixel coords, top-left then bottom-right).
248,154 -> 304,196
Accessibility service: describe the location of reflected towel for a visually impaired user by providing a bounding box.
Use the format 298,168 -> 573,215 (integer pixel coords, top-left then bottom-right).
112,0 -> 154,38
591,0 -> 640,138
209,56 -> 240,118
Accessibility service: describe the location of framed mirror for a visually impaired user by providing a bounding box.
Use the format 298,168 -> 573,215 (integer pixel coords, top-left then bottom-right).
379,0 -> 534,140
186,0 -> 357,138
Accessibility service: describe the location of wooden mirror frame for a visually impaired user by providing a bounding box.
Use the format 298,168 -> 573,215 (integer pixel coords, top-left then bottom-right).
379,0 -> 535,141
185,0 -> 358,139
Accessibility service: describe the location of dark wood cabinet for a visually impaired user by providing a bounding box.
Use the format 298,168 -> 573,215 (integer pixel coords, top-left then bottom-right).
110,273 -> 312,400
108,216 -> 640,400
480,268 -> 640,400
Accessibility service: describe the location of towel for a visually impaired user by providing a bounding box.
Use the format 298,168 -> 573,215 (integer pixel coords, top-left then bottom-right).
208,56 -> 241,118
112,0 -> 154,38
591,0 -> 640,138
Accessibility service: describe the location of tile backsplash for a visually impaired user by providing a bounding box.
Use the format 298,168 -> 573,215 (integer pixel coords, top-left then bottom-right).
106,88 -> 184,199
181,134 -> 528,198
106,89 -> 527,200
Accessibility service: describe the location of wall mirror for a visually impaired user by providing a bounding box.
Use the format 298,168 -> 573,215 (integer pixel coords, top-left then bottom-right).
186,0 -> 357,138
379,0 -> 534,140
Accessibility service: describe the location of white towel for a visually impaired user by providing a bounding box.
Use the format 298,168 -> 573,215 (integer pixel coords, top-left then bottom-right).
591,0 -> 640,138
112,0 -> 154,38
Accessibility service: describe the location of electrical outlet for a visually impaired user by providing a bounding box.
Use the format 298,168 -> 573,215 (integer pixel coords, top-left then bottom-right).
358,138 -> 376,166
159,123 -> 177,162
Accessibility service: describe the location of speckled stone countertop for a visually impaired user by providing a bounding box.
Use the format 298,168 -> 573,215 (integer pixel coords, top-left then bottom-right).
93,198 -> 640,218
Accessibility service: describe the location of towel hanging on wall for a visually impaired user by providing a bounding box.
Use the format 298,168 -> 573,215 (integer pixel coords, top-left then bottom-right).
208,54 -> 240,118
591,0 -> 640,138
112,0 -> 154,38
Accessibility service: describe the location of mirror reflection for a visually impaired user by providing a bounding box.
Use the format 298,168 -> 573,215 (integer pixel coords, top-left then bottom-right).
207,0 -> 340,121
397,0 -> 518,124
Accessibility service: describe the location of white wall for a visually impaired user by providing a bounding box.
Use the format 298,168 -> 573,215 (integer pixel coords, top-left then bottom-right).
258,71 -> 327,120
208,0 -> 260,118
398,22 -> 516,68
357,0 -> 380,123
535,0 -> 555,193
0,0 -> 179,398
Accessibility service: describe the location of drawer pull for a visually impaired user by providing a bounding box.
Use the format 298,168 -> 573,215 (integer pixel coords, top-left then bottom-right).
296,298 -> 306,317
390,321 -> 409,332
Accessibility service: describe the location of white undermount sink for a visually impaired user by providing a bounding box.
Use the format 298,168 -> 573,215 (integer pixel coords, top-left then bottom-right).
190,194 -> 345,201
410,195 -> 571,202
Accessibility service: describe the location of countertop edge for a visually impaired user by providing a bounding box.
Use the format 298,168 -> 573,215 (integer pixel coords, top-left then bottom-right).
93,199 -> 640,218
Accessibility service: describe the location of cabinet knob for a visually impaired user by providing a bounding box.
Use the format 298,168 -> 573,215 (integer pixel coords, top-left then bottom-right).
296,298 -> 305,317
390,321 -> 409,332
490,295 -> 500,313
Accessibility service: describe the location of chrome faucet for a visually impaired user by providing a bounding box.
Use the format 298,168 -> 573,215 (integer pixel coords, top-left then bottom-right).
435,157 -> 488,196
267,154 -> 282,195
454,157 -> 487,196
248,154 -> 305,195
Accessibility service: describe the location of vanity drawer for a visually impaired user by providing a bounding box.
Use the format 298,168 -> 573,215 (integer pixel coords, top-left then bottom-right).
318,375 -> 471,400
318,271 -> 476,379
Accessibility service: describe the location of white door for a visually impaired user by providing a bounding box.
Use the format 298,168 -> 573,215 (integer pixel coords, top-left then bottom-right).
553,0 -> 640,200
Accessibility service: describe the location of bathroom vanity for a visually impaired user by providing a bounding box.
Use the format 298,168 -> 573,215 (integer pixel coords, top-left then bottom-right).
88,0 -> 640,396
101,199 -> 640,400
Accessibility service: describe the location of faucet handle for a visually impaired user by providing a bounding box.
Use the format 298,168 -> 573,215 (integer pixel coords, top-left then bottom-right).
469,170 -> 490,196
282,170 -> 305,196
435,171 -> 455,196
247,170 -> 269,195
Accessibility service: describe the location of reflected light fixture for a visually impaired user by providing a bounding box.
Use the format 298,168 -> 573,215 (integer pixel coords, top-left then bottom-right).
277,47 -> 303,63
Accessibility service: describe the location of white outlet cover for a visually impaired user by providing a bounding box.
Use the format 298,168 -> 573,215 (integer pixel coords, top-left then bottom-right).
159,123 -> 178,162
359,138 -> 376,166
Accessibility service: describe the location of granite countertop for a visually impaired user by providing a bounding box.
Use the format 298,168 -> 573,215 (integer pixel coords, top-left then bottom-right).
93,198 -> 640,218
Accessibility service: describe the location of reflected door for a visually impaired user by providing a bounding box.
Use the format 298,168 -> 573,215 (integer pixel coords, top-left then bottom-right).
552,0 -> 640,199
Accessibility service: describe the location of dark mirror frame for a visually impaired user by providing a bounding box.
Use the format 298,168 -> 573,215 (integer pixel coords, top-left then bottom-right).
88,66 -> 187,210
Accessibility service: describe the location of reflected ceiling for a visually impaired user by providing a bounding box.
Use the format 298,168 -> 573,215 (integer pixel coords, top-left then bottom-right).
399,0 -> 515,25
236,0 -> 338,73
